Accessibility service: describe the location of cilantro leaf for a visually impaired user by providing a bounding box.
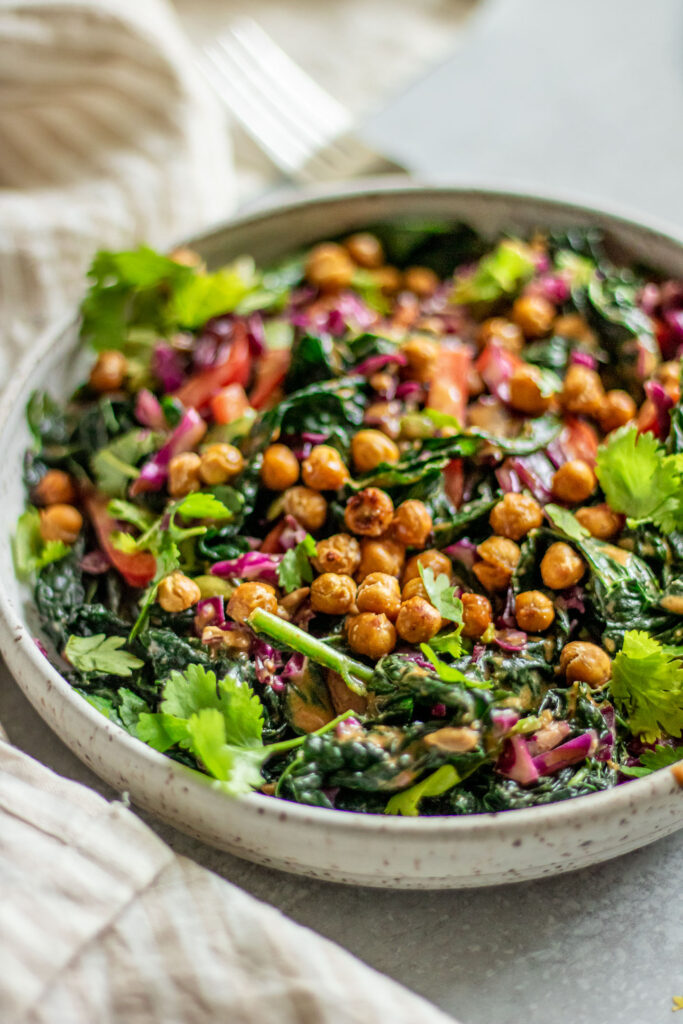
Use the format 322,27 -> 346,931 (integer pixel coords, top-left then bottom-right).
167,261 -> 258,329
135,661 -> 352,796
420,643 -> 492,689
423,407 -> 462,430
610,630 -> 683,742
595,426 -> 683,531
385,765 -> 460,816
175,491 -> 233,521
91,430 -> 159,497
545,503 -> 590,542
277,534 -> 317,593
65,634 -> 144,677
13,507 -> 69,581
620,744 -> 683,777
452,240 -> 535,306
418,566 -> 463,624
429,628 -> 465,659
107,499 -> 155,533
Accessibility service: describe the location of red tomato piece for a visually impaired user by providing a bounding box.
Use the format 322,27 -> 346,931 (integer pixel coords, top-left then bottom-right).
210,383 -> 250,424
85,493 -> 156,588
428,344 -> 471,424
172,328 -> 250,410
249,348 -> 291,410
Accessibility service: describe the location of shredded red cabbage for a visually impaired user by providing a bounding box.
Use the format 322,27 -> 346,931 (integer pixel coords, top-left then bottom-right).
531,730 -> 598,776
134,389 -> 166,430
153,342 -> 186,393
80,549 -> 112,575
644,379 -> 674,438
131,408 -> 207,495
210,551 -> 282,584
497,735 -> 539,786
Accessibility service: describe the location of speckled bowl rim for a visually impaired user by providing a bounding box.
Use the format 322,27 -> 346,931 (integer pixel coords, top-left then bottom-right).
0,179 -> 681,849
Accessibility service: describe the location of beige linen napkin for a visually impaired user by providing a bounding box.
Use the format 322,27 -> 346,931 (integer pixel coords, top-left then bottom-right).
0,0 -> 235,365
0,3 -> 458,1022
0,738 -> 457,1024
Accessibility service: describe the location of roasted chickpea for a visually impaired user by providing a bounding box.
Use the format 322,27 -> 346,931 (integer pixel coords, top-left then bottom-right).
368,371 -> 395,395
400,335 -> 440,382
168,452 -> 201,497
371,265 -> 403,295
512,294 -> 556,338
553,313 -> 596,345
39,504 -> 82,544
227,581 -> 278,624
575,504 -> 623,540
350,430 -> 399,473
551,459 -> 596,504
391,500 -> 433,548
477,317 -> 524,354
561,364 -> 604,418
402,577 -> 429,601
301,445 -> 349,491
169,246 -> 203,268
310,573 -> 357,615
357,537 -> 405,580
283,486 -> 327,531
489,492 -> 543,541
89,350 -> 127,392
509,365 -> 554,415
560,641 -> 612,686
344,487 -> 394,537
356,572 -> 401,620
473,536 -> 521,591
515,590 -> 555,632
344,232 -> 384,268
363,400 -> 401,439
33,469 -> 77,506
305,242 -> 354,292
312,533 -> 361,576
403,266 -> 439,298
346,612 -> 397,659
461,592 -> 492,639
540,542 -> 586,590
261,444 -> 300,491
395,597 -> 442,644
403,548 -> 453,585
658,360 -> 681,391
157,571 -> 201,613
599,390 -> 637,433
199,443 -> 244,485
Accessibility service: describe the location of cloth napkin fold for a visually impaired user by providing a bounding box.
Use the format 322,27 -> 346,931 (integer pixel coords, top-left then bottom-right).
0,739 -> 456,1024
0,0 -> 235,365
0,3 -> 458,1022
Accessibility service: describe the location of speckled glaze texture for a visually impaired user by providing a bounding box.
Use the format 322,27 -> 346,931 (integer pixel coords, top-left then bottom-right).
1,183 -> 682,889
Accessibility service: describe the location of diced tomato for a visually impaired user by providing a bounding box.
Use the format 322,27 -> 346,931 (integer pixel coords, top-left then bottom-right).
560,416 -> 599,465
428,345 -> 471,511
475,342 -> 524,403
210,383 -> 250,424
428,344 -> 471,423
444,459 -> 465,508
260,519 -> 287,553
85,493 -> 156,588
172,327 -> 250,410
249,348 -> 291,410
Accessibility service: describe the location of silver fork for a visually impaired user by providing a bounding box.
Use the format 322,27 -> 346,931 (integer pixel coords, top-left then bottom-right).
200,18 -> 406,184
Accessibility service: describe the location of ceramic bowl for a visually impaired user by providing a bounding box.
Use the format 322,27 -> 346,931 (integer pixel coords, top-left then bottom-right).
1,182 -> 682,889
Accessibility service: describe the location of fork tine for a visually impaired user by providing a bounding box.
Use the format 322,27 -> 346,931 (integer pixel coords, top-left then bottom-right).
229,19 -> 351,138
202,45 -> 308,172
210,36 -> 327,156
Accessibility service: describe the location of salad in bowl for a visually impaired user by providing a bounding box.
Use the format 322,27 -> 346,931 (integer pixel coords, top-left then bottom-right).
15,219 -> 683,819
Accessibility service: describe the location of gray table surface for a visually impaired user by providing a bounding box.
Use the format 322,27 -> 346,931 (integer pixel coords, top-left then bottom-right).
4,1 -> 683,1022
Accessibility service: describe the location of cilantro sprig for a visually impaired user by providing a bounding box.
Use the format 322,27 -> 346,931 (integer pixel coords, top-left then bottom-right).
610,630 -> 683,743
277,534 -> 317,593
65,634 -> 144,677
595,426 -> 683,531
418,566 -> 463,624
620,744 -> 683,777
137,664 -> 353,795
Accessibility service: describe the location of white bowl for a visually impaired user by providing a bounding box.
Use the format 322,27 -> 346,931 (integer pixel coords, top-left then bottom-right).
1,182 -> 682,889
